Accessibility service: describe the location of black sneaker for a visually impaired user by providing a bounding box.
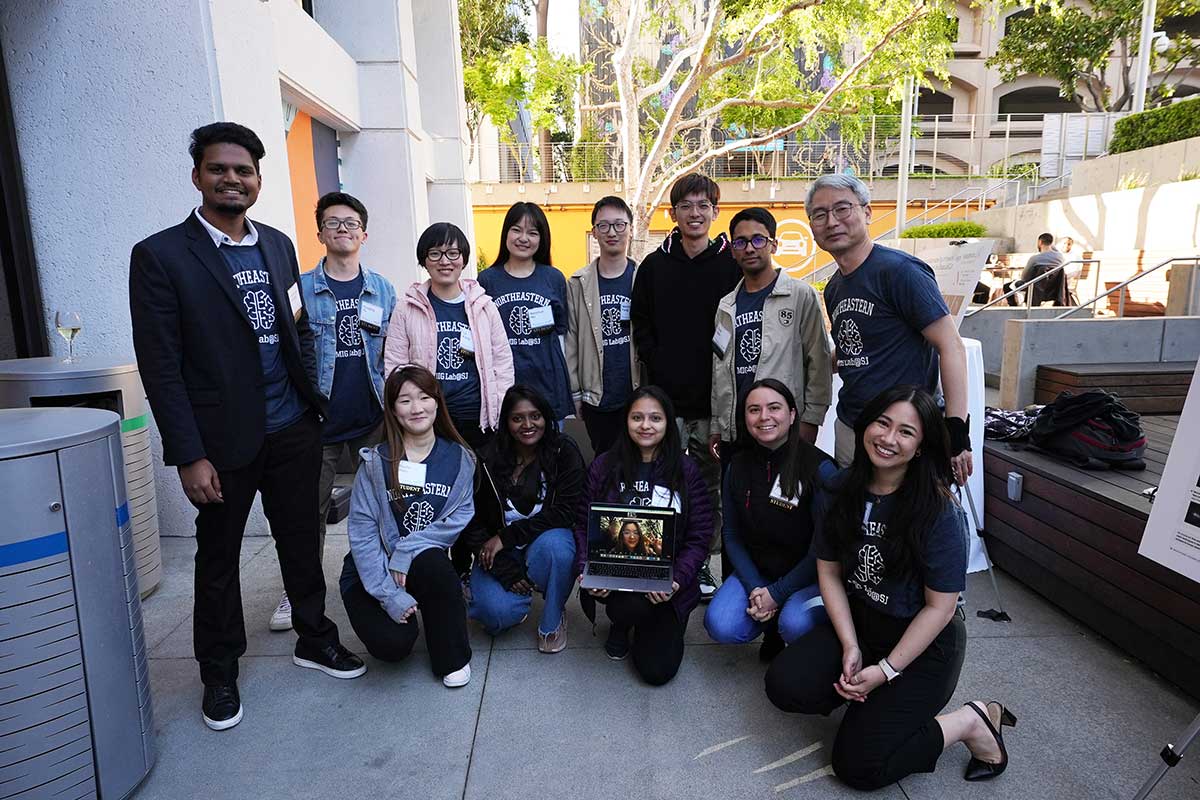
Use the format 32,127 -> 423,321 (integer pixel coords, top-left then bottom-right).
293,642 -> 367,679
604,625 -> 630,660
202,683 -> 243,731
758,624 -> 785,663
697,559 -> 718,602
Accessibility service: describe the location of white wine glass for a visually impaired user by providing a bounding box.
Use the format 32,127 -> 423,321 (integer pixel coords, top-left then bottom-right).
55,311 -> 82,363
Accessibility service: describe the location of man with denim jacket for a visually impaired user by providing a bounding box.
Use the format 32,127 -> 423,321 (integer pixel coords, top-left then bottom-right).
285,192 -> 396,632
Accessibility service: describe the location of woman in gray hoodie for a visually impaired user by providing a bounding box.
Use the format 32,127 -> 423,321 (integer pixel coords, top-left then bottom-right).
339,365 -> 477,687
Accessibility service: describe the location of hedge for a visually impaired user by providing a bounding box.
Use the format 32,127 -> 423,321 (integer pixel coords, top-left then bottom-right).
899,221 -> 987,239
1108,97 -> 1200,155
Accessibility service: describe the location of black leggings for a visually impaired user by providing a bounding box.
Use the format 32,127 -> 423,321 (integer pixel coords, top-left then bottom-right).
764,600 -> 966,791
604,593 -> 690,687
339,549 -> 471,677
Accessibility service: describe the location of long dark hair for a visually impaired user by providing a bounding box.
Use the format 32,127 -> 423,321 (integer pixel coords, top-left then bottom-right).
737,378 -> 822,500
484,384 -> 561,502
602,385 -> 684,500
614,519 -> 652,555
827,385 -> 954,580
382,365 -> 469,503
490,202 -> 553,268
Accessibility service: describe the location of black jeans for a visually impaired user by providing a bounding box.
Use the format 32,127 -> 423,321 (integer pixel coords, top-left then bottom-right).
764,599 -> 966,791
604,592 -> 690,686
193,411 -> 340,686
340,549 -> 471,677
449,415 -> 493,576
580,403 -> 625,456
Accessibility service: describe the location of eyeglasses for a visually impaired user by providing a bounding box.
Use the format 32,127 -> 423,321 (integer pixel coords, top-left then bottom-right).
731,234 -> 774,251
593,221 -> 629,234
425,249 -> 462,263
321,217 -> 363,231
674,201 -> 714,213
808,202 -> 864,226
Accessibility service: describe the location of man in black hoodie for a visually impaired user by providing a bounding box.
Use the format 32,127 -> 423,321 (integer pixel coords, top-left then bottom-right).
630,173 -> 740,599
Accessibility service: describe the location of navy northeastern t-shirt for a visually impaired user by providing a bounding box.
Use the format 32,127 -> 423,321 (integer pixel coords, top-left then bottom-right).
382,438 -> 461,536
323,273 -> 383,443
597,261 -> 635,411
428,293 -> 482,421
733,274 -> 777,400
216,245 -> 306,433
478,264 -> 573,420
823,245 -> 949,428
813,474 -> 967,618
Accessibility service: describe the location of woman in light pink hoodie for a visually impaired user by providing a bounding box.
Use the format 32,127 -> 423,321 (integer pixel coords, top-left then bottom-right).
384,223 -> 514,451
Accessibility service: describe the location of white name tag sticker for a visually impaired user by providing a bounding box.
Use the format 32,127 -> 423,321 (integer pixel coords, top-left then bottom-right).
768,475 -> 800,509
712,324 -> 732,357
395,460 -> 427,493
459,327 -> 475,355
359,301 -> 384,332
650,485 -> 682,512
619,298 -> 631,322
527,304 -> 555,332
288,283 -> 303,321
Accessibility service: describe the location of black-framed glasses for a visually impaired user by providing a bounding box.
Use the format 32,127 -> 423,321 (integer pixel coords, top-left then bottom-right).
321,217 -> 363,231
808,202 -> 864,225
731,234 -> 774,251
593,221 -> 629,234
426,249 -> 462,263
674,201 -> 714,213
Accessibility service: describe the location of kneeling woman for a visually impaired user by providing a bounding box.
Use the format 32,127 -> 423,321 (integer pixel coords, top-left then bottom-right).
704,379 -> 837,660
463,385 -> 584,653
764,385 -> 1015,789
342,365 -> 476,687
573,386 -> 712,685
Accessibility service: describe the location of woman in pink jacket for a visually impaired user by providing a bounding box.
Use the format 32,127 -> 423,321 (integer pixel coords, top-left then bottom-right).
384,223 -> 515,451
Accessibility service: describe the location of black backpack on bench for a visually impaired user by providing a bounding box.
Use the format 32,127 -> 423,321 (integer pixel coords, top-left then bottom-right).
1028,389 -> 1147,471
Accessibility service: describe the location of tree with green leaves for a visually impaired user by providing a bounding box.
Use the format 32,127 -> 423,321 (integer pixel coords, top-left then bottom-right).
458,0 -> 531,169
988,1 -> 1200,113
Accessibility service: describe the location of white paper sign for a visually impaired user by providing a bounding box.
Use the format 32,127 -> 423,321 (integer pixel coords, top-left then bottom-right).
918,240 -> 993,329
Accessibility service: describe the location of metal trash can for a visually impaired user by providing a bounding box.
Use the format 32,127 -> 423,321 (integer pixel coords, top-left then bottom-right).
0,407 -> 155,799
0,357 -> 161,596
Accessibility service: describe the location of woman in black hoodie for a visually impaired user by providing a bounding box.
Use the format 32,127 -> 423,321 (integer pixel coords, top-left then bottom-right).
463,385 -> 585,653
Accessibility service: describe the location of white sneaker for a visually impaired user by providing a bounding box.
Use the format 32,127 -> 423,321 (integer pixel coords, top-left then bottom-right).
269,593 -> 292,632
442,663 -> 471,688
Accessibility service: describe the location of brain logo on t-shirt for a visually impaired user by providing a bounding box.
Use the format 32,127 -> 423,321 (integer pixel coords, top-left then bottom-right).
403,500 -> 435,532
854,543 -> 885,586
338,314 -> 361,347
739,327 -> 762,363
437,336 -> 463,370
601,307 -> 622,338
244,290 -> 275,331
509,306 -> 533,336
837,318 -> 864,357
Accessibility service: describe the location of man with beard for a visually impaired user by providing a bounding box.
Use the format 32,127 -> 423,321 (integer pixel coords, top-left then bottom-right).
129,123 -> 364,732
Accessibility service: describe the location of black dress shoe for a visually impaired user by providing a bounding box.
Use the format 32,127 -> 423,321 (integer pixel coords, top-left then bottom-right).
758,622 -> 785,663
202,683 -> 243,731
605,625 -> 630,660
293,642 -> 367,679
964,701 -> 1016,781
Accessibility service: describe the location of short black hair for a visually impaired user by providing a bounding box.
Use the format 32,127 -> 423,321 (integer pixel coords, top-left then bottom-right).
316,192 -> 368,230
1038,232 -> 1054,247
669,173 -> 720,206
417,222 -> 471,266
729,207 -> 777,238
189,122 -> 266,171
591,195 -> 633,224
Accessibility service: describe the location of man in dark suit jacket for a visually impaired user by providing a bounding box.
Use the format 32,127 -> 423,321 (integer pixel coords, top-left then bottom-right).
129,123 -> 365,732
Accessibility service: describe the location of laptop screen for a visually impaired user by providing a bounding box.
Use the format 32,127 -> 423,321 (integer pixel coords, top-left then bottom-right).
588,504 -> 676,564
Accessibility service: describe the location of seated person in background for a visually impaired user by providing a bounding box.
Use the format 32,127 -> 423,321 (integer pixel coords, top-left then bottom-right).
574,386 -> 713,685
765,385 -> 1015,790
463,385 -> 583,654
1004,232 -> 1066,306
704,379 -> 837,662
341,366 -> 476,688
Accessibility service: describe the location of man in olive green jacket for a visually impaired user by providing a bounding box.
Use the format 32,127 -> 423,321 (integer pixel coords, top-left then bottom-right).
709,208 -> 832,454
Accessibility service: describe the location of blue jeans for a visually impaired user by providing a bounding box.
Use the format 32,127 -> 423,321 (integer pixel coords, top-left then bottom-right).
467,527 -> 576,636
704,573 -> 827,644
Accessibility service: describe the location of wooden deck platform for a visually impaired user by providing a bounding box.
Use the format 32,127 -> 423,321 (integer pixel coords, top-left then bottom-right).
1034,362 -> 1195,414
982,415 -> 1200,699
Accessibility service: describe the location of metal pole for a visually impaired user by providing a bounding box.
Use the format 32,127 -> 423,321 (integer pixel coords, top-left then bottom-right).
932,115 -> 939,190
1132,0 -> 1159,113
1131,711 -> 1200,800
896,77 -> 915,237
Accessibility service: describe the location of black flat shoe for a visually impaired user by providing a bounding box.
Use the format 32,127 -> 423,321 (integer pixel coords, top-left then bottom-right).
964,701 -> 1016,781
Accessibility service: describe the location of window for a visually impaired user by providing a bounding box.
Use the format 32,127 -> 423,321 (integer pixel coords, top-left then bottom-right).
1003,8 -> 1034,36
919,89 -> 956,118
998,86 -> 1080,118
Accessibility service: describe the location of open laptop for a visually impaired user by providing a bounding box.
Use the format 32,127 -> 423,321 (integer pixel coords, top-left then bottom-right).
580,504 -> 676,593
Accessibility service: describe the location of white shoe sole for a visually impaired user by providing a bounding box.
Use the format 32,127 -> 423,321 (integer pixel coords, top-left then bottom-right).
203,704 -> 243,731
268,617 -> 293,632
292,655 -> 367,679
442,665 -> 471,688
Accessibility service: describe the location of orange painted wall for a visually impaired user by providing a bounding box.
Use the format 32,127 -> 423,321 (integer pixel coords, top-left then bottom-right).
286,111 -> 323,272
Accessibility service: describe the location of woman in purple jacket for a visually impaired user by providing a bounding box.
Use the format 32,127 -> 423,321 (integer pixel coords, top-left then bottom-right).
573,386 -> 712,685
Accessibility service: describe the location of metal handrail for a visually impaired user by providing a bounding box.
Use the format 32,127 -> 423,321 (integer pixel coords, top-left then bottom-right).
965,259 -> 1099,318
1056,256 -> 1200,319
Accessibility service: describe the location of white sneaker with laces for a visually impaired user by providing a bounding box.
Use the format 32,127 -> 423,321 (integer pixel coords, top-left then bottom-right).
443,663 -> 471,688
269,592 -> 293,632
